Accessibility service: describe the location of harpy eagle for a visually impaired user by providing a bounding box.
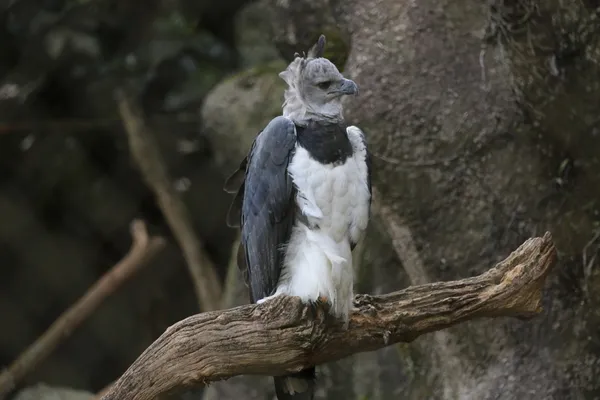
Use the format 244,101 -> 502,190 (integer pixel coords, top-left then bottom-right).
224,35 -> 372,400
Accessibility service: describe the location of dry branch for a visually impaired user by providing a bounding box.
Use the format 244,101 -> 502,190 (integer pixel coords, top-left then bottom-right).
102,232 -> 556,400
115,89 -> 223,311
0,220 -> 165,400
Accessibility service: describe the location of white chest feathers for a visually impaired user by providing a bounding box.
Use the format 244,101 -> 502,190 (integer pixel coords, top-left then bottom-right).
271,126 -> 371,321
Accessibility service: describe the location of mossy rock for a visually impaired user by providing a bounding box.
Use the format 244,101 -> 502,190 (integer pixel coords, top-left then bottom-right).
201,60 -> 288,170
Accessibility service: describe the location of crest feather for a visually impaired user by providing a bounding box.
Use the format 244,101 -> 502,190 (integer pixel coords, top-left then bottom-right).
308,35 -> 326,59
279,34 -> 327,86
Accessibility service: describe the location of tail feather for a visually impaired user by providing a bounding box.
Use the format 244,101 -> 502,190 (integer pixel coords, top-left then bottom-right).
273,367 -> 315,400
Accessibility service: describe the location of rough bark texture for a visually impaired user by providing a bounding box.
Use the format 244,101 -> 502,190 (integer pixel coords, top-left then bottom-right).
330,0 -> 600,398
101,233 -> 555,400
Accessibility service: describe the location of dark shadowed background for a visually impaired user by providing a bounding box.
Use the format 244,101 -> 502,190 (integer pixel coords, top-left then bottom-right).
1,0 -> 600,399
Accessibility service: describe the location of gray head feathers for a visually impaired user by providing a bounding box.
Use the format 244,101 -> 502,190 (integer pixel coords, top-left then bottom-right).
279,34 -> 357,126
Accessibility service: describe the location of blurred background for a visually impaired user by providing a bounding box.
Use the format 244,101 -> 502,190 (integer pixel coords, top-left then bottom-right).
1,0 -> 600,399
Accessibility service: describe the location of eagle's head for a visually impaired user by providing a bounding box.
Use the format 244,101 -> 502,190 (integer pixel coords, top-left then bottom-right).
279,35 -> 358,125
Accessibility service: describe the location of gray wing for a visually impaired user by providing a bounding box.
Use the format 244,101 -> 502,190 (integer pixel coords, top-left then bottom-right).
226,116 -> 297,303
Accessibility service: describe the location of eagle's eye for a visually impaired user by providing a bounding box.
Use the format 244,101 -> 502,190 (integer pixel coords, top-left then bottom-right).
317,81 -> 331,90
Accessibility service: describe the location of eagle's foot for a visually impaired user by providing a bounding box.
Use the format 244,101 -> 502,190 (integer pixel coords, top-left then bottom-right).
307,296 -> 330,322
315,296 -> 331,316
316,295 -> 329,306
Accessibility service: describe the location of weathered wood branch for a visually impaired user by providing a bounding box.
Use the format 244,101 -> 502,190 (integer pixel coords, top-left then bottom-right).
115,89 -> 223,311
102,232 -> 556,400
0,220 -> 165,400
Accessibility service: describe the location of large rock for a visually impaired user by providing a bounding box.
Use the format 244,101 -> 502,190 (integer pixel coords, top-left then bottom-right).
201,61 -> 288,171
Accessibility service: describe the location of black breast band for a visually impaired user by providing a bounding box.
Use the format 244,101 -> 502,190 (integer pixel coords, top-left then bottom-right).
295,120 -> 353,165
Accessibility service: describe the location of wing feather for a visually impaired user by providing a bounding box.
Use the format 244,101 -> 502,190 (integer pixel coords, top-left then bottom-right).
228,116 -> 297,303
224,155 -> 249,194
225,181 -> 244,228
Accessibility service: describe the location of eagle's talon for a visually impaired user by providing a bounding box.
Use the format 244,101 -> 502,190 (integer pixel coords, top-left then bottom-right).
306,297 -> 330,322
307,302 -> 319,320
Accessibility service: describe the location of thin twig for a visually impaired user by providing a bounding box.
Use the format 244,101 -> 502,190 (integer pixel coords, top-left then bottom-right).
115,88 -> 223,312
101,232 -> 556,400
0,220 -> 165,400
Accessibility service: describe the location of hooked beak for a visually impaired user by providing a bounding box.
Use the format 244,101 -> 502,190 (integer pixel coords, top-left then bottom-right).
338,78 -> 358,96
